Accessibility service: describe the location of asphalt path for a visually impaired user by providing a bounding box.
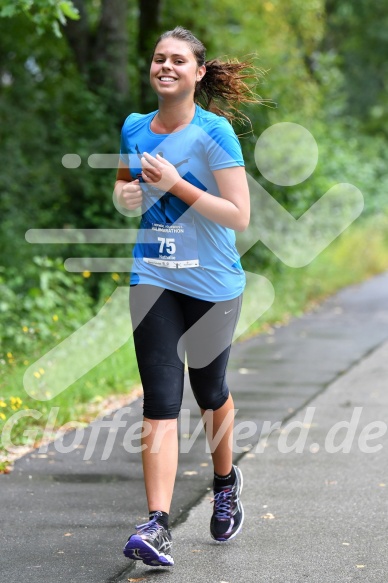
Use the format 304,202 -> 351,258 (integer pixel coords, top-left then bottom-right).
1,271 -> 388,583
127,337 -> 388,583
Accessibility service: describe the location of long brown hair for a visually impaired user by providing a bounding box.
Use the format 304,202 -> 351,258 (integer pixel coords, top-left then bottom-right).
153,26 -> 268,126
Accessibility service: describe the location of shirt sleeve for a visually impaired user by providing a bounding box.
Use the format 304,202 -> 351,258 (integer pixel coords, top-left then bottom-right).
206,117 -> 245,171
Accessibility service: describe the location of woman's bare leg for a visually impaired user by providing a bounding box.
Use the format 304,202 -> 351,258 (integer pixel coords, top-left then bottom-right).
141,418 -> 178,513
201,393 -> 235,475
141,393 -> 234,513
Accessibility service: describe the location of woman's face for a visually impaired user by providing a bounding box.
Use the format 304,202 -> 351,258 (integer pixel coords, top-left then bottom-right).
150,38 -> 205,101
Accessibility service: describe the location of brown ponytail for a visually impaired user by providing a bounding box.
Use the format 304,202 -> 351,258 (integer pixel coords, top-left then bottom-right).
152,27 -> 268,126
195,57 -> 266,125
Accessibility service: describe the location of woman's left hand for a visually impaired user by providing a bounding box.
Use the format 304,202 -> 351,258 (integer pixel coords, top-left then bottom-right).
141,152 -> 181,192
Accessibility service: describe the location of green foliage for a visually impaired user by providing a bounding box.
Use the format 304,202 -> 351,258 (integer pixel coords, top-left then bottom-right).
0,257 -> 93,355
0,0 -> 79,36
323,0 -> 388,134
0,14 -> 131,276
240,214 -> 388,338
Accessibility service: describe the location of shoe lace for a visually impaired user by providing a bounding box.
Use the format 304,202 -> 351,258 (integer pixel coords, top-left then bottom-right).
212,488 -> 233,520
135,514 -> 162,538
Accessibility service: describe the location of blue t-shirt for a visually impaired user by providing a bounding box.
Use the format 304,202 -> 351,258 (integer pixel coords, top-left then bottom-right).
120,104 -> 246,301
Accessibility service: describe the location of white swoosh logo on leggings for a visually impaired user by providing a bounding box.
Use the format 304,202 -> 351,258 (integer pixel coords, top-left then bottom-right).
225,309 -> 233,315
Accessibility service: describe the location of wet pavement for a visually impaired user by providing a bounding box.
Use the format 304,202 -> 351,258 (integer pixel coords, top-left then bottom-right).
125,339 -> 388,583
1,271 -> 388,583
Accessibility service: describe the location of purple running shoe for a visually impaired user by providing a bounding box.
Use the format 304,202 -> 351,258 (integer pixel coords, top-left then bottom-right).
123,512 -> 173,566
210,465 -> 244,542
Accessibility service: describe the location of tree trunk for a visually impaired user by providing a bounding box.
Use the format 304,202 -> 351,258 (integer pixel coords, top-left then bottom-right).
62,0 -> 91,76
138,0 -> 163,112
63,0 -> 130,115
92,0 -> 129,99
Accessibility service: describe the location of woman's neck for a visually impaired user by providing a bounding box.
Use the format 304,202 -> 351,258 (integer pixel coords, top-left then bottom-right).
152,101 -> 196,134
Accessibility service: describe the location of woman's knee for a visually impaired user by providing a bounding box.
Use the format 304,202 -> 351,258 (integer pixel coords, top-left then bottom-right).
189,371 -> 230,411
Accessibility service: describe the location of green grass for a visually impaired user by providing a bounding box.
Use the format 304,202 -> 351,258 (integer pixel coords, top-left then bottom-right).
241,213 -> 388,336
0,339 -> 140,471
1,213 -> 388,471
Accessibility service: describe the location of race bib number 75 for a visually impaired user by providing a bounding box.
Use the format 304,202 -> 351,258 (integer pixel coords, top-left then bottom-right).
141,221 -> 199,269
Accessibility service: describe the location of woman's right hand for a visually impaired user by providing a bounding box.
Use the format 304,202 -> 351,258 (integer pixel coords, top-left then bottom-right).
117,179 -> 143,210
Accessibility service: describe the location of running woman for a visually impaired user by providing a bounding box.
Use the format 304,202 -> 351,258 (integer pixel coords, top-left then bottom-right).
115,26 -> 261,567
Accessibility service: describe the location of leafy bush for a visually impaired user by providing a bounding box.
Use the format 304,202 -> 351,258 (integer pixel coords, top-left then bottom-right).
0,256 -> 93,356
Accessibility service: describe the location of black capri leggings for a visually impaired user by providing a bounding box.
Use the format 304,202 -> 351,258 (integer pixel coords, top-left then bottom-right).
130,284 -> 242,419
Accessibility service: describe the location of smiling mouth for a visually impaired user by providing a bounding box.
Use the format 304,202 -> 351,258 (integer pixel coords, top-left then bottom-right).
158,77 -> 177,83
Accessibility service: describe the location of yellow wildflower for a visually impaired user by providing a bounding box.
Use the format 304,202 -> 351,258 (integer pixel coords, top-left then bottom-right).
23,360 -> 30,366
82,271 -> 91,278
0,412 -> 6,421
33,371 -> 41,379
111,273 -> 120,282
39,368 -> 45,375
6,352 -> 12,359
0,400 -> 7,408
10,397 -> 22,408
52,314 -> 59,322
22,326 -> 29,333
10,397 -> 22,411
